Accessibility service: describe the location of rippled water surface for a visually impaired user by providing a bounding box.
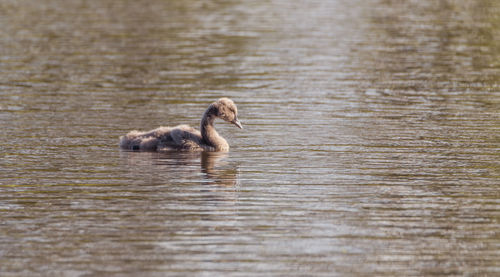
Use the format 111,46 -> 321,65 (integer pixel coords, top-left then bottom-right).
1,0 -> 499,276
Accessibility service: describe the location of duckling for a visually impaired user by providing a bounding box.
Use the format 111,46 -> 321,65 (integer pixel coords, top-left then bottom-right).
119,98 -> 242,152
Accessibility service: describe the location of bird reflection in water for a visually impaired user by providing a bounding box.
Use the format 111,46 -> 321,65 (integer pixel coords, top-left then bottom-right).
121,150 -> 238,186
200,152 -> 238,186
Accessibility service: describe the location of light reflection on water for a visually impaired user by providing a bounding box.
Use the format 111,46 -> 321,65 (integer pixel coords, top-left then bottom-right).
1,0 -> 499,276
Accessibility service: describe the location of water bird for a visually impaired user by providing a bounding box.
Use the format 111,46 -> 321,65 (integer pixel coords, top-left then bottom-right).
119,98 -> 243,152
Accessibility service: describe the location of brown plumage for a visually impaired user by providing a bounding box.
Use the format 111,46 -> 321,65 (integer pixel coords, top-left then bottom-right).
119,98 -> 243,152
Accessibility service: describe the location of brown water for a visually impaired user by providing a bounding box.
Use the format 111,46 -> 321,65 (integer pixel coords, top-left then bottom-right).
1,0 -> 499,276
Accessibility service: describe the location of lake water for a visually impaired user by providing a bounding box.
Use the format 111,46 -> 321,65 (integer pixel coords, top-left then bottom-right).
1,0 -> 499,276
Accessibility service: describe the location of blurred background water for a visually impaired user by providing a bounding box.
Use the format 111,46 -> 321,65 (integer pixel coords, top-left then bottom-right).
0,0 -> 499,276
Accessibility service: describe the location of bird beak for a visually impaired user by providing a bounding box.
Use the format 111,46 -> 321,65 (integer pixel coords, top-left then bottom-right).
232,118 -> 243,129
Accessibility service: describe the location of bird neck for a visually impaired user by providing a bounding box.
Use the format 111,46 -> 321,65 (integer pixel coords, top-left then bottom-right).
200,105 -> 229,151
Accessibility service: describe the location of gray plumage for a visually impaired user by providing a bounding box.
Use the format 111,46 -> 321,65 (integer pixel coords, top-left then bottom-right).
119,98 -> 242,152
